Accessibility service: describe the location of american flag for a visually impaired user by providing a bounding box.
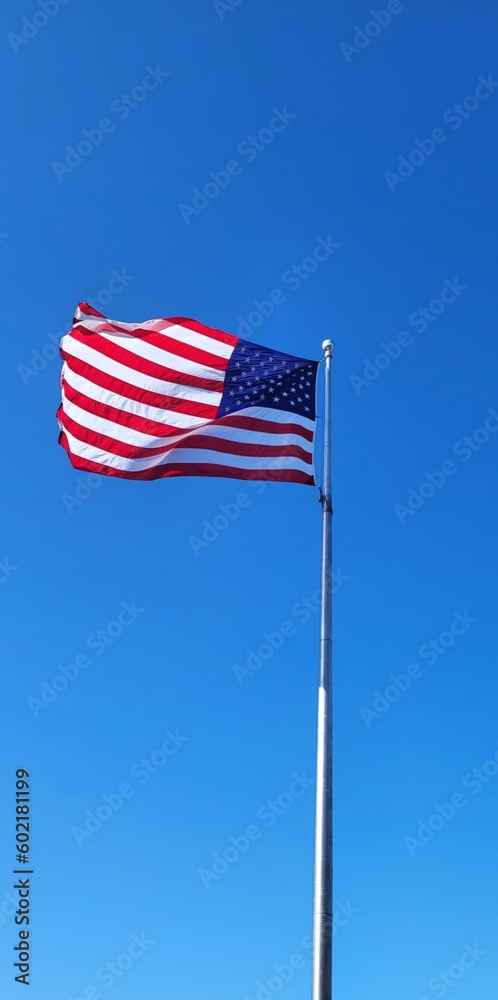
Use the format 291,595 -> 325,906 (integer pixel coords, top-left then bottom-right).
57,303 -> 318,484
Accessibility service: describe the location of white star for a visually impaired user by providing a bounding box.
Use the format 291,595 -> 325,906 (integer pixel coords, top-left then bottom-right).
274,396 -> 280,402
305,394 -> 310,399
236,399 -> 242,405
298,397 -> 303,403
269,387 -> 275,393
305,406 -> 310,412
291,387 -> 296,393
245,394 -> 250,400
282,391 -> 288,397
235,362 -> 241,368
290,400 -> 295,406
241,346 -> 246,353
225,406 -> 230,412
229,390 -> 235,396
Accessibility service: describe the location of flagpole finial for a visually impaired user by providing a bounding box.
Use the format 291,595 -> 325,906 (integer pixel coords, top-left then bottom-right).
322,339 -> 334,357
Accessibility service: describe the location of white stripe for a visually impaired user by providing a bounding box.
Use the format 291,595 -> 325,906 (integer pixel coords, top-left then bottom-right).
62,336 -> 222,409
62,366 -> 211,432
62,396 -> 314,453
62,428 -> 313,475
229,405 -> 315,433
74,312 -> 234,360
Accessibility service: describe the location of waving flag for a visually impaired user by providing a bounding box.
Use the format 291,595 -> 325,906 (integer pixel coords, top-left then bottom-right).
57,303 -> 318,484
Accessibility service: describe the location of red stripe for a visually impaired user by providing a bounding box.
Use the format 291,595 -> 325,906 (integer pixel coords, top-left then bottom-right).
75,304 -> 238,349
58,431 -> 313,484
216,412 -> 314,442
166,317 -> 238,349
69,325 -> 227,389
59,406 -> 312,463
128,328 -> 232,369
61,352 -> 219,425
77,302 -> 102,318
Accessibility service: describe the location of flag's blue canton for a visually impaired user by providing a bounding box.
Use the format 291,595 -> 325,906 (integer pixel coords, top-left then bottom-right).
219,338 -> 318,418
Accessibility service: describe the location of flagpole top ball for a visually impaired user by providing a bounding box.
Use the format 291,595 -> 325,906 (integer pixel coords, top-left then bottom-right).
322,339 -> 334,355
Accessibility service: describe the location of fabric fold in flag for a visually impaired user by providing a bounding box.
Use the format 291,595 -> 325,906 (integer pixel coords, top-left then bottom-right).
57,303 -> 318,484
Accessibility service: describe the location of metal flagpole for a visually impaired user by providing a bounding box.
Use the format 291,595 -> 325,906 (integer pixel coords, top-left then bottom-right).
311,339 -> 334,1000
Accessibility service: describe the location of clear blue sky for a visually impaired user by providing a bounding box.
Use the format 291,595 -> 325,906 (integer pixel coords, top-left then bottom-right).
1,1 -> 497,997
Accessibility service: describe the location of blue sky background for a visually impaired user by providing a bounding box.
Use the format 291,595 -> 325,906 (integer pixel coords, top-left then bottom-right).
1,1 -> 497,997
